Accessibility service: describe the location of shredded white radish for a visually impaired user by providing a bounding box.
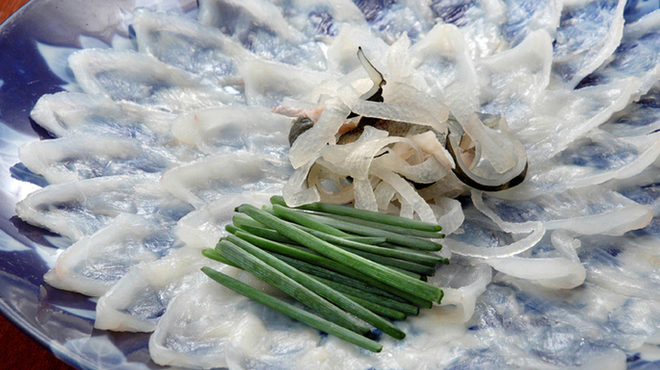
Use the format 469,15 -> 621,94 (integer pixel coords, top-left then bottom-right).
370,165 -> 436,223
282,157 -> 321,207
288,97 -> 350,169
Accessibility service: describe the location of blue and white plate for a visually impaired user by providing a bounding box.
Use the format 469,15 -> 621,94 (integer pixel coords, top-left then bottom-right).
4,1 -> 660,369
0,1 -> 194,369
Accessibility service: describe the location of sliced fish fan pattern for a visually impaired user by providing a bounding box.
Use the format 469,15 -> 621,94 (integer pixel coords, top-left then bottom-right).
13,0 -> 660,368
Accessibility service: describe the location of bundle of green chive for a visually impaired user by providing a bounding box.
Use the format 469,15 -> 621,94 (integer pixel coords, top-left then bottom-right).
201,195 -> 447,352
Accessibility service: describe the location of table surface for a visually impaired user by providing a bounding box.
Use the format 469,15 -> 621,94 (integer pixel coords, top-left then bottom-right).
0,0 -> 28,24
1,1 -> 77,369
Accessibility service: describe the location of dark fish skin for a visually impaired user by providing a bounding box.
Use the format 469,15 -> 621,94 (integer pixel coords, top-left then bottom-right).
288,117 -> 315,146
444,130 -> 529,192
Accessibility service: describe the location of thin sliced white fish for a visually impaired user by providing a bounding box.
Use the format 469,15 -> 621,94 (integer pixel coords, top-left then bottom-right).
432,262 -> 492,322
15,3 -> 660,369
429,0 -> 507,59
18,136 -> 141,183
44,214 -> 170,297
198,0 -> 327,70
580,9 -> 660,99
359,0 -> 435,45
197,0 -> 295,41
602,84 -> 660,138
133,9 -> 252,87
95,247 -> 226,332
550,0 -> 626,89
475,276 -> 644,367
15,174 -> 190,241
176,192 -> 275,249
148,278 -> 321,369
69,48 -> 241,111
606,165 -> 660,217
409,23 -> 479,113
519,77 -> 639,160
276,0 -> 367,38
29,92 -> 176,142
240,58 -> 335,108
483,187 -> 652,236
476,29 -> 554,130
581,235 -> 660,301
501,0 -> 562,48
18,135 -> 181,184
161,150 -> 288,209
171,105 -> 290,155
472,190 -> 544,235
504,130 -> 660,199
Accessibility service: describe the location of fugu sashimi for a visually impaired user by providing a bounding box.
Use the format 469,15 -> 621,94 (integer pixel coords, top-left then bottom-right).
551,0 -> 626,88
580,234 -> 660,302
466,279 -> 630,368
576,9 -> 660,99
148,278 -> 323,369
408,23 -> 480,113
501,0 -> 562,48
18,135 -> 180,184
12,2 -> 660,369
518,77 -> 638,160
132,9 -> 252,88
171,105 -> 290,156
15,174 -> 192,241
274,0 -> 367,38
429,0 -> 508,58
94,247 -> 224,332
239,58 -> 336,109
69,48 -> 242,111
601,84 -> 660,138
476,29 -> 553,129
359,0 -> 435,44
508,130 -> 660,198
160,151 -> 289,209
197,0 -> 293,41
482,186 -> 652,236
609,166 -> 660,217
29,92 -> 176,143
197,0 -> 327,71
176,192 -> 275,250
43,213 -> 174,297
